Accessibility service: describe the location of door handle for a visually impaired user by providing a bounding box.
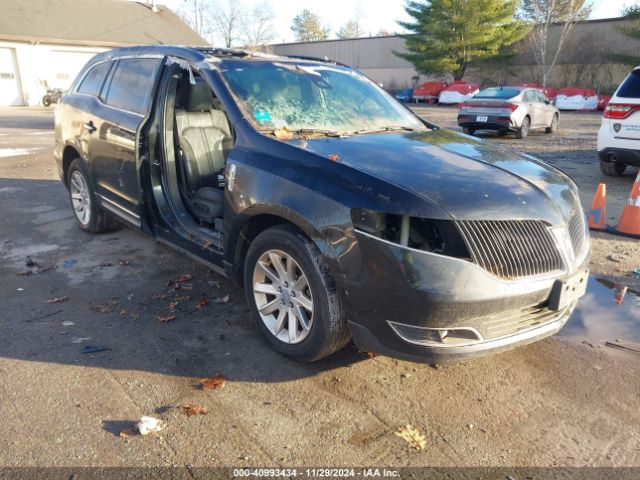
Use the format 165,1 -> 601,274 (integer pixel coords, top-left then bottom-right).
84,121 -> 96,133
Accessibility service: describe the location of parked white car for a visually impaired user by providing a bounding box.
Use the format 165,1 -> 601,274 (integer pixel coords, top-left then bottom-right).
457,86 -> 559,139
597,66 -> 640,176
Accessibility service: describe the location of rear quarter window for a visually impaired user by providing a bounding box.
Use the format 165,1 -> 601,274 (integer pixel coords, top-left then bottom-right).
77,62 -> 112,96
103,58 -> 161,114
617,71 -> 640,98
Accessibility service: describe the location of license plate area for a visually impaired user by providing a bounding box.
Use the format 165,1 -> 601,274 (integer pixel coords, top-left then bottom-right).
549,269 -> 589,310
476,115 -> 488,122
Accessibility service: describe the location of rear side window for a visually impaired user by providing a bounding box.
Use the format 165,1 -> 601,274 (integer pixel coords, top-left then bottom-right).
523,90 -> 536,102
534,91 -> 548,103
77,62 -> 111,96
104,58 -> 160,114
617,71 -> 640,98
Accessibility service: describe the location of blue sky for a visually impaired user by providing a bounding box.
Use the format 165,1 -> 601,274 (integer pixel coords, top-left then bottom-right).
159,0 -> 637,44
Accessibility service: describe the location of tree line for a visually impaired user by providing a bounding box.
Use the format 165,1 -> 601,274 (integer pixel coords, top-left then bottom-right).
176,0 -> 640,88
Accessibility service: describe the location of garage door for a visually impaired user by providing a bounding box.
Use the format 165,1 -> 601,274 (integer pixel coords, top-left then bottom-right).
47,50 -> 99,89
0,48 -> 22,106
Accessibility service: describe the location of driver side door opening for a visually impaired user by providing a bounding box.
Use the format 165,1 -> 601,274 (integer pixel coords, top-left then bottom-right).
153,60 -> 233,257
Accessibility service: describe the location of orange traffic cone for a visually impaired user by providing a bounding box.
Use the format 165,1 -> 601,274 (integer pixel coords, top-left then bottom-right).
615,171 -> 640,238
588,183 -> 607,231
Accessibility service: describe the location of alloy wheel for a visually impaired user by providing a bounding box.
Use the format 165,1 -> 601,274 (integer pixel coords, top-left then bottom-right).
252,249 -> 314,344
70,170 -> 91,226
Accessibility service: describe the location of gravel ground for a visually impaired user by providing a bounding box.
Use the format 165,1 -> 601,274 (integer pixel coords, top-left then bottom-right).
412,106 -> 640,289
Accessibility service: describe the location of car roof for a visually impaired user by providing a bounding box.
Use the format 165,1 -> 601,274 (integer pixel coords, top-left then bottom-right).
88,45 -> 342,68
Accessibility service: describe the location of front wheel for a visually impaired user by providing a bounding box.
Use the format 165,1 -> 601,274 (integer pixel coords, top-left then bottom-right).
67,159 -> 120,233
244,225 -> 351,362
545,114 -> 559,133
516,116 -> 530,139
42,96 -> 51,107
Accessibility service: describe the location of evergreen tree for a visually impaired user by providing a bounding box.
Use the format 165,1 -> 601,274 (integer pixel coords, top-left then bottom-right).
396,0 -> 529,80
291,9 -> 330,42
612,5 -> 640,65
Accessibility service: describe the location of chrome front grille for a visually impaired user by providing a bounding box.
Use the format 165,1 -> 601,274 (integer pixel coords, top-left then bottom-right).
456,220 -> 564,279
568,211 -> 586,257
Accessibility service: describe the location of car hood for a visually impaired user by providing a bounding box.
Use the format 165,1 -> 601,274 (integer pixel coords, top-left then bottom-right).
287,128 -> 579,224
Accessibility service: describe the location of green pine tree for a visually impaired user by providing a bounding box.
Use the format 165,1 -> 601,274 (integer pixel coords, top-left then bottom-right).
396,0 -> 530,80
612,5 -> 640,65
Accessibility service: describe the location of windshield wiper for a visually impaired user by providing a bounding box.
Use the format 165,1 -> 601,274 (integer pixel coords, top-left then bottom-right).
278,128 -> 347,138
350,126 -> 420,135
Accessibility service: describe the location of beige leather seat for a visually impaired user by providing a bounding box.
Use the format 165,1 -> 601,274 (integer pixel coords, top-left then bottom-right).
175,78 -> 232,224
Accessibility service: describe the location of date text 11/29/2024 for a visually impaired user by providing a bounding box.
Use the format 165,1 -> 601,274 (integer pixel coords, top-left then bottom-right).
232,468 -> 400,477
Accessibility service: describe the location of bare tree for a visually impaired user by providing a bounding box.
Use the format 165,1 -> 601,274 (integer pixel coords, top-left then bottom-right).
520,0 -> 592,86
212,0 -> 245,48
242,2 -> 276,48
174,0 -> 213,39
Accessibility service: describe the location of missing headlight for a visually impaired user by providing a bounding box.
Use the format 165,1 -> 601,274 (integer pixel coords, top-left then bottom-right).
351,209 -> 471,259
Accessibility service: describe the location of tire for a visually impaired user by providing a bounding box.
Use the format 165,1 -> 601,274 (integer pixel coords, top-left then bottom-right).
599,156 -> 627,176
463,127 -> 475,135
42,96 -> 51,107
516,116 -> 530,139
244,224 -> 351,362
545,114 -> 559,134
67,159 -> 120,233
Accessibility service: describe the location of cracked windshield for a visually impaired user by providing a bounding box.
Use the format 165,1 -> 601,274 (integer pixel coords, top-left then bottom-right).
220,60 -> 427,135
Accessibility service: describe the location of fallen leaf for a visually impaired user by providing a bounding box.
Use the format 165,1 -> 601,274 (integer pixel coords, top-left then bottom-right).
119,309 -> 139,320
167,302 -> 179,310
174,295 -> 191,302
119,428 -> 140,439
367,352 -> 377,359
395,424 -> 427,451
45,296 -> 69,304
178,274 -> 193,282
179,283 -> 193,291
203,240 -> 214,249
182,405 -> 208,417
152,292 -> 169,300
195,297 -> 209,311
199,374 -> 226,390
119,259 -> 131,266
273,127 -> 293,140
212,294 -> 229,303
157,314 -> 176,323
90,298 -> 119,313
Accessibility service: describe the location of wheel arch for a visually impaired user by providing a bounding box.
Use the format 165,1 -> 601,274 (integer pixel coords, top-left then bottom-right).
227,206 -> 324,287
62,144 -> 85,185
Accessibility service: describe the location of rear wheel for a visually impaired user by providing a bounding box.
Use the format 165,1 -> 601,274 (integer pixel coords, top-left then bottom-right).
600,154 -> 627,176
516,116 -> 530,139
463,127 -> 475,135
244,225 -> 350,362
67,159 -> 120,233
545,114 -> 559,133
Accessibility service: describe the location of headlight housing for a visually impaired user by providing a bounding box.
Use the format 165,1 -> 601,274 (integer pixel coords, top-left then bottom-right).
350,209 -> 471,260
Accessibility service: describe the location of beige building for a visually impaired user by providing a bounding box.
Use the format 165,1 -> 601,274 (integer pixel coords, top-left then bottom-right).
0,0 -> 207,106
266,18 -> 640,93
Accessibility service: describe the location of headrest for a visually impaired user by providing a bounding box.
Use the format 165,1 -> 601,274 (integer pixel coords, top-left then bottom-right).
177,77 -> 213,112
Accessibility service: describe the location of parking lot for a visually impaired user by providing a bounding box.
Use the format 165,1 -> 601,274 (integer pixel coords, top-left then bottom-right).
1,106 -> 639,469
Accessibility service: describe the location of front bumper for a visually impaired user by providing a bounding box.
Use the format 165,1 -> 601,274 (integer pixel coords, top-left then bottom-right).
343,231 -> 588,363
